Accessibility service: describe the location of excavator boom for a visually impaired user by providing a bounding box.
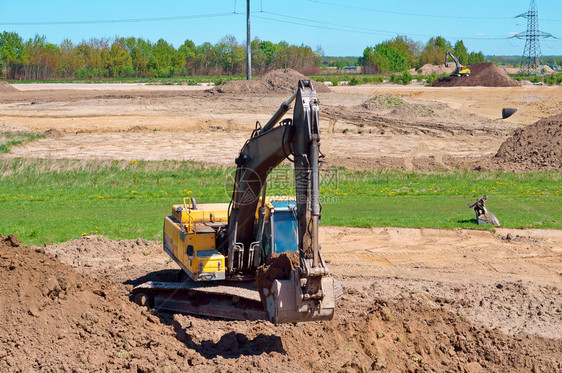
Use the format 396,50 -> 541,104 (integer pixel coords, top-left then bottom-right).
445,49 -> 470,77
226,80 -> 334,323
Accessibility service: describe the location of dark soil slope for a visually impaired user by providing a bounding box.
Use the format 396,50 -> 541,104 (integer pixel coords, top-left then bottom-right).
432,63 -> 520,87
492,112 -> 562,171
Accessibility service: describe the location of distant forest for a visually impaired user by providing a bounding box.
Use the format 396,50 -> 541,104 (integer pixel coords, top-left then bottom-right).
486,55 -> 562,66
359,35 -> 486,74
1,30 -> 558,81
0,32 -> 321,80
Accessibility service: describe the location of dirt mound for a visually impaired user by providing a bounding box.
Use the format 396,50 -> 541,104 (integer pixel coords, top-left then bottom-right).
44,128 -> 62,139
359,94 -> 405,111
0,81 -> 17,92
0,235 -> 203,372
390,103 -> 436,118
171,286 -> 561,373
370,276 -> 562,340
491,112 -> 562,171
3,234 -> 560,371
44,235 -> 167,285
431,63 -> 520,87
542,65 -> 554,74
208,68 -> 330,95
409,63 -> 455,76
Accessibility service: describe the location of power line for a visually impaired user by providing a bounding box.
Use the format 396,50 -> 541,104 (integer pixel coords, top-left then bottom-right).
256,11 -> 511,41
304,0 -> 562,22
0,12 -> 240,26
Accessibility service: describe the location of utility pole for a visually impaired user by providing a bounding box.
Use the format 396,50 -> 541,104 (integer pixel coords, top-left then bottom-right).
246,0 -> 251,80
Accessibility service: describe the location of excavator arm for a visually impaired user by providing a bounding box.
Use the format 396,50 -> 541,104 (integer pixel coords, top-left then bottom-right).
225,80 -> 334,323
445,49 -> 470,77
445,49 -> 461,69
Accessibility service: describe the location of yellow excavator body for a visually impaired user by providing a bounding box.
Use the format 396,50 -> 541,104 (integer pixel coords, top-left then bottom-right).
163,203 -> 228,281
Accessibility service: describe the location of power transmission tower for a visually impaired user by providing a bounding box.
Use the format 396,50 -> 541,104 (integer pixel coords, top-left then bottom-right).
512,0 -> 555,75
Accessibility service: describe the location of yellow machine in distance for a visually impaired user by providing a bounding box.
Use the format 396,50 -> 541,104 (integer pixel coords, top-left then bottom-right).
445,49 -> 470,77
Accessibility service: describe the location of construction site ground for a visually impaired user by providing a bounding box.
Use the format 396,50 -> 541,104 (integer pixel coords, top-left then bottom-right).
2,83 -> 561,170
1,81 -> 561,372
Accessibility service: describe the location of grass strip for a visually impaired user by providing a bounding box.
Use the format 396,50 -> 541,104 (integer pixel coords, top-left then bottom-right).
0,132 -> 45,153
0,158 -> 560,245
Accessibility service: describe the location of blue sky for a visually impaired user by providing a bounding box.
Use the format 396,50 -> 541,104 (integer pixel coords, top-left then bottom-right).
1,0 -> 560,56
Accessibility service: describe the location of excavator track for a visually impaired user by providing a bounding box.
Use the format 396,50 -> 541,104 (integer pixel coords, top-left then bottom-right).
131,278 -> 343,322
131,281 -> 267,321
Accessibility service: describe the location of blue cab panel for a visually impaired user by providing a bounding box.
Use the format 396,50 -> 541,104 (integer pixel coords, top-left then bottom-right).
270,200 -> 298,254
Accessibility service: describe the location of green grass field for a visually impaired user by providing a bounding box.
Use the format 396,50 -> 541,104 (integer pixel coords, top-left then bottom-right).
0,158 -> 560,245
0,132 -> 45,153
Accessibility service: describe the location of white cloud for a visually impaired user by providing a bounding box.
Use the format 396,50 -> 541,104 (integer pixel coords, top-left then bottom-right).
508,31 -> 519,36
475,32 -> 485,36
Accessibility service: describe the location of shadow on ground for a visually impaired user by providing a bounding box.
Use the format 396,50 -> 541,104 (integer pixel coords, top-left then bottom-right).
126,270 -> 285,359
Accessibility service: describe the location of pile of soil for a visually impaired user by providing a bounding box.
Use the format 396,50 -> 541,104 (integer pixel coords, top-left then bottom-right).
370,276 -> 562,340
409,64 -> 455,76
431,63 -> 520,87
2,234 -> 561,371
44,235 -> 166,285
390,103 -> 436,118
171,288 -> 561,372
208,69 -> 330,95
542,65 -> 555,74
44,128 -> 62,139
492,112 -> 562,171
359,94 -> 404,111
0,235 -> 199,372
256,252 -> 299,307
0,81 -> 17,92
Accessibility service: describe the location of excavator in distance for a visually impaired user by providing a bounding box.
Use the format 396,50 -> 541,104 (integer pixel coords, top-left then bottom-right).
445,49 -> 470,77
132,80 -> 337,324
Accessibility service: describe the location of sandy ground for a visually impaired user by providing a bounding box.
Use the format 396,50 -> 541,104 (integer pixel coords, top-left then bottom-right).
43,227 -> 562,340
3,83 -> 560,170
335,84 -> 562,125
3,231 -> 561,372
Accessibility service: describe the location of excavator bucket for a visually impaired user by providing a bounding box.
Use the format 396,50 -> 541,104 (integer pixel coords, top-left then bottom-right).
261,269 -> 335,324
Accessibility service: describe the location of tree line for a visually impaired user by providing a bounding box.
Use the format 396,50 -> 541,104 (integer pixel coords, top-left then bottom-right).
0,31 -> 488,80
0,32 -> 321,80
360,35 -> 485,74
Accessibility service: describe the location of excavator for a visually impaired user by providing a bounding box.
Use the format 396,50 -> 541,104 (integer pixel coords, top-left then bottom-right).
132,80 -> 337,324
445,49 -> 470,77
